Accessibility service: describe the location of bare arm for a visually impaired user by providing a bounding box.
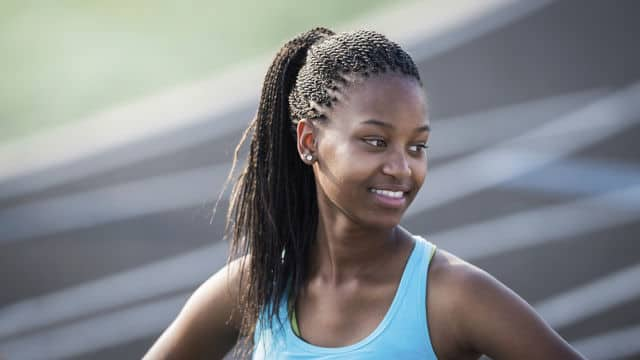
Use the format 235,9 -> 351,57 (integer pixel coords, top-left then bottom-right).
453,264 -> 586,360
143,258 -> 245,359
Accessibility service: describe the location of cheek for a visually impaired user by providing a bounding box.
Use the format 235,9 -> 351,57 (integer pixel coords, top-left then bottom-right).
412,157 -> 428,187
316,139 -> 370,190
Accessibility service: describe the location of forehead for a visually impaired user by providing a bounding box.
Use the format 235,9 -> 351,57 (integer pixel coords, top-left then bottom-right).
325,73 -> 428,130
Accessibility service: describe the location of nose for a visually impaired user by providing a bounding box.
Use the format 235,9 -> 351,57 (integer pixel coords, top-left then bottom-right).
382,149 -> 411,178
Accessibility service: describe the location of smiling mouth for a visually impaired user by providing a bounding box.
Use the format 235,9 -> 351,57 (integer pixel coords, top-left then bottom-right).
368,187 -> 409,208
369,188 -> 406,199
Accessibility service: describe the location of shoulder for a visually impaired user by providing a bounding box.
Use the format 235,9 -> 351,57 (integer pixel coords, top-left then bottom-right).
425,247 -> 585,359
424,247 -> 485,358
427,247 -> 520,333
192,255 -> 251,329
144,255 -> 251,359
427,247 -> 506,309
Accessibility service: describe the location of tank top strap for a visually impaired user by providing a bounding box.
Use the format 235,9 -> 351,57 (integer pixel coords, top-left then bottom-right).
376,235 -> 438,358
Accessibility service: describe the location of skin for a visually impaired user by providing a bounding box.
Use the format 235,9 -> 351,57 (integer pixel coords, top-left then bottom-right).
144,73 -> 585,359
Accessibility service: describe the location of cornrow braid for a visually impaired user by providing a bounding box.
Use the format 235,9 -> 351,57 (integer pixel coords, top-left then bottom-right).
224,27 -> 422,356
289,29 -> 421,123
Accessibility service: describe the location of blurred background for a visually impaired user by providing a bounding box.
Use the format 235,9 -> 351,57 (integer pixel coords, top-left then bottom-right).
1,0 -> 639,359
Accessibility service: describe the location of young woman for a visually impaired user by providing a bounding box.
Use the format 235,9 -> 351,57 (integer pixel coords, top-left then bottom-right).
145,27 -> 585,359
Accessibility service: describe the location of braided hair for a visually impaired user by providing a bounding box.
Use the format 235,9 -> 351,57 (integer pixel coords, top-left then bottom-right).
225,26 -> 422,350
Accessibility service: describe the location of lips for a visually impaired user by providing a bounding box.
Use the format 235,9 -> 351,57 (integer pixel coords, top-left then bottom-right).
369,185 -> 411,194
369,188 -> 404,198
368,186 -> 411,208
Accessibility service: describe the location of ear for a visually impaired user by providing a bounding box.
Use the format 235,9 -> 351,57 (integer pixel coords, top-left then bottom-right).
296,119 -> 317,163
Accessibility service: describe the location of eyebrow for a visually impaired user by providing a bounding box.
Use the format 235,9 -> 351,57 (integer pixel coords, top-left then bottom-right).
361,119 -> 430,132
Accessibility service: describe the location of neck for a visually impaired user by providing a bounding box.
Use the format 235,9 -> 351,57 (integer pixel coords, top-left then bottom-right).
308,214 -> 408,285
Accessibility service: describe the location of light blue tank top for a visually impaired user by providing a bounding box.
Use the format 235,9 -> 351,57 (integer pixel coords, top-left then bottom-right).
252,235 -> 439,359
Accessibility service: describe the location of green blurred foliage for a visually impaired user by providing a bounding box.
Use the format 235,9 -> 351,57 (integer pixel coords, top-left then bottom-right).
0,0 -> 409,142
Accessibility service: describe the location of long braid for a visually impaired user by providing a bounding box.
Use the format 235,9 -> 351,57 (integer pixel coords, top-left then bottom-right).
227,27 -> 334,349
224,27 -> 422,355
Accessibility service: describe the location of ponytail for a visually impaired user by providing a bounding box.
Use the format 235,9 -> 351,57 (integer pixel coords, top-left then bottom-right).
226,27 -> 334,347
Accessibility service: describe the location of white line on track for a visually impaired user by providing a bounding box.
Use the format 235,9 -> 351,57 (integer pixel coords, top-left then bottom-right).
0,241 -> 228,340
430,184 -> 640,261
499,156 -> 640,197
572,324 -> 640,360
0,292 -> 190,360
0,162 -> 231,243
535,263 -> 640,330
428,88 -> 606,160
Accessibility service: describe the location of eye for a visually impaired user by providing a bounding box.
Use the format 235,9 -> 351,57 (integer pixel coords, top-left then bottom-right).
363,138 -> 387,148
408,143 -> 429,153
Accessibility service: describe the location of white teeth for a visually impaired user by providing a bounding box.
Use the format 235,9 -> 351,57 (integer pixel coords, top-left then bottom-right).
370,188 -> 404,198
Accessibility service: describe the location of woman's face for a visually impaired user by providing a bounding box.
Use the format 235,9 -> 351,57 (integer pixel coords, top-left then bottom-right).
308,73 -> 429,229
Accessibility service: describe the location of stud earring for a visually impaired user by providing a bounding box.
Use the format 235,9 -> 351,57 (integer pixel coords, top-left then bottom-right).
305,154 -> 313,161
